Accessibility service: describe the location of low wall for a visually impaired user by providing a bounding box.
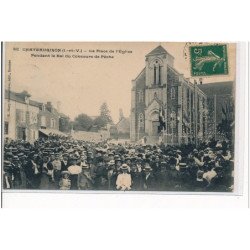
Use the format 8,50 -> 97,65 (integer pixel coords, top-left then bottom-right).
71,130 -> 110,142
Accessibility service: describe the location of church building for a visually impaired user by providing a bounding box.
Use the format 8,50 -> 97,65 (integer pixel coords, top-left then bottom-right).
130,45 -> 207,145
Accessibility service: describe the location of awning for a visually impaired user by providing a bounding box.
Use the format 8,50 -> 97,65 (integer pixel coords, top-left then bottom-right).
39,128 -> 67,137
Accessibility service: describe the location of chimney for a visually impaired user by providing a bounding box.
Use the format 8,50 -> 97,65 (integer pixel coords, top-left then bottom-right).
47,101 -> 53,112
57,101 -> 61,113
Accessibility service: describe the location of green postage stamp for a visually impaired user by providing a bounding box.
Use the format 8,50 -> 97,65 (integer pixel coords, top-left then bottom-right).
190,44 -> 228,76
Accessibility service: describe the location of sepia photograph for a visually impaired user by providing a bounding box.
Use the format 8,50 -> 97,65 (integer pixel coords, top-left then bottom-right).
2,42 -> 236,192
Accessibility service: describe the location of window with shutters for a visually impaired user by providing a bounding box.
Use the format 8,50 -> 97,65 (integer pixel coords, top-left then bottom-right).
17,110 -> 25,122
30,112 -> 37,124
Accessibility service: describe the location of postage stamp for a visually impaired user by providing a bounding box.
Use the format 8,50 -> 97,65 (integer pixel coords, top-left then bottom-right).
190,44 -> 228,76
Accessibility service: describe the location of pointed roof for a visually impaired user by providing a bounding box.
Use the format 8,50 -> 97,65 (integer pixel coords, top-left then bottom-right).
146,45 -> 167,57
197,81 -> 233,96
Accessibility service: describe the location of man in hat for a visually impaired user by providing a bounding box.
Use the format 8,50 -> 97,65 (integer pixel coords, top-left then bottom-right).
130,158 -> 143,191
12,155 -> 23,189
5,151 -> 13,162
78,163 -> 94,190
39,153 -> 54,190
169,155 -> 184,191
61,153 -> 70,171
25,152 -> 40,189
106,160 -> 118,190
94,159 -> 108,190
154,161 -> 169,191
115,157 -> 122,172
52,152 -> 62,187
116,164 -> 132,191
17,153 -> 28,189
87,156 -> 97,180
108,152 -> 115,161
3,161 -> 13,189
151,155 -> 161,174
178,162 -> 190,191
50,152 -> 55,162
193,150 -> 204,168
142,164 -> 155,191
209,160 -> 230,192
135,158 -> 143,173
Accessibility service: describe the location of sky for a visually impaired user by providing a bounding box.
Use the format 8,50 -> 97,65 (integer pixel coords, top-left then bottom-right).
5,42 -> 236,123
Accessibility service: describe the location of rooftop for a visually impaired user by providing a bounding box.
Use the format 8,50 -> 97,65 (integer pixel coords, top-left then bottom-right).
146,45 -> 174,58
197,81 -> 233,96
5,89 -> 40,107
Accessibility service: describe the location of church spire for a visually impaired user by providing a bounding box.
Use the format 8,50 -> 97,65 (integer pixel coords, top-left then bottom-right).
146,45 -> 167,57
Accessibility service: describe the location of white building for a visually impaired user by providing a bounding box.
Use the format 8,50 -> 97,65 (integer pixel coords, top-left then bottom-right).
4,90 -> 40,142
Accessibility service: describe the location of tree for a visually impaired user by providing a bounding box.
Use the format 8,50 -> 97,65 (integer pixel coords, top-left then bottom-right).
73,114 -> 93,131
99,102 -> 113,126
119,108 -> 124,121
93,116 -> 106,129
59,116 -> 71,132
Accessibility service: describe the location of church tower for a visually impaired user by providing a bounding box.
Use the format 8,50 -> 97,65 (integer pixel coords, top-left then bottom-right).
130,44 -> 206,145
131,45 -> 175,143
144,46 -> 175,143
145,45 -> 174,87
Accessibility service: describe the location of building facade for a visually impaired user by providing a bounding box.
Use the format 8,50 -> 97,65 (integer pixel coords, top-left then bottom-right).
4,90 -> 40,142
38,102 -> 60,130
116,117 -> 130,139
4,90 -> 68,142
38,102 -> 69,138
198,81 -> 234,141
130,45 -> 207,145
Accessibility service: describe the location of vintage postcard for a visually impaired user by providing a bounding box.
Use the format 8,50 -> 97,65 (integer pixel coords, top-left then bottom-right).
2,42 -> 237,193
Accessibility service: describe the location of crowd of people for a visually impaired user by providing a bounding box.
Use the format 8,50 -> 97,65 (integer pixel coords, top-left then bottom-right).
3,136 -> 234,192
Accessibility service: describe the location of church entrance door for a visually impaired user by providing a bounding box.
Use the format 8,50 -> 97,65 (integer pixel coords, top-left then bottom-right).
152,121 -> 159,136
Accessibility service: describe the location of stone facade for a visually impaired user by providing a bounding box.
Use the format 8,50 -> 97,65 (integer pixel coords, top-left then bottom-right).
4,90 -> 68,142
130,45 -> 207,145
4,90 -> 40,142
38,102 -> 60,130
116,117 -> 130,139
198,81 -> 234,140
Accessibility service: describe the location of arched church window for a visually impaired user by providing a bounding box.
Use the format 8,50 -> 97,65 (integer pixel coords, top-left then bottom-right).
170,87 -> 176,99
138,113 -> 144,129
159,65 -> 161,85
154,65 -> 157,85
153,60 -> 162,85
